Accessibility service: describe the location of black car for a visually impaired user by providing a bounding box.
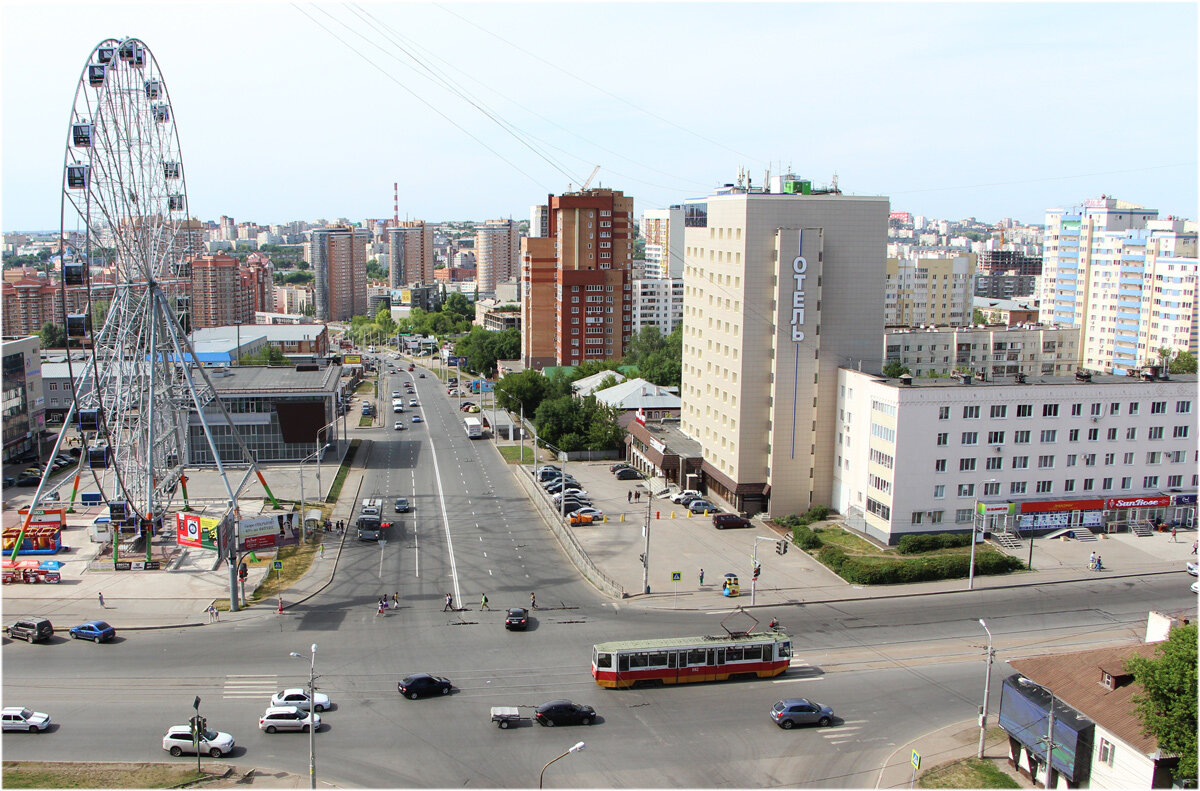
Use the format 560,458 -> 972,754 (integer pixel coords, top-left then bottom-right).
615,468 -> 644,481
504,607 -> 529,630
609,462 -> 633,473
535,700 -> 596,726
15,475 -> 40,487
397,673 -> 452,699
394,497 -> 410,513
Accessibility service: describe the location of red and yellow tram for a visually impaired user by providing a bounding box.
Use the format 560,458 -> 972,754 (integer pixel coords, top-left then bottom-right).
591,632 -> 791,688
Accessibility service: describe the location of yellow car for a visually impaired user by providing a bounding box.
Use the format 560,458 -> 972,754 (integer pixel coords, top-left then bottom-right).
568,514 -> 593,525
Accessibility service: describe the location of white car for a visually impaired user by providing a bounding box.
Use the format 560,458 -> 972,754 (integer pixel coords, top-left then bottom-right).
2,706 -> 50,733
1187,561 -> 1198,577
162,725 -> 234,757
570,507 -> 605,520
260,705 -> 320,733
394,421 -> 407,431
553,488 -> 588,500
270,688 -> 331,712
671,490 -> 703,504
391,391 -> 401,399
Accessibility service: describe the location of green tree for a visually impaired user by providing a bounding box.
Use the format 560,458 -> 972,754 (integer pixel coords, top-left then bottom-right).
238,345 -> 290,365
1125,623 -> 1197,780
366,259 -> 387,281
972,309 -> 987,324
882,360 -> 911,378
39,321 -> 66,349
1168,351 -> 1197,374
495,368 -> 551,415
442,292 -> 473,321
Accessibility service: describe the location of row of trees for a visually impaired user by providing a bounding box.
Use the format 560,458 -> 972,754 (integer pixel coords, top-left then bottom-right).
493,367 -> 625,452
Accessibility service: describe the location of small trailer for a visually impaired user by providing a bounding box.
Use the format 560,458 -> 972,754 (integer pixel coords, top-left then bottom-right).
490,706 -> 523,729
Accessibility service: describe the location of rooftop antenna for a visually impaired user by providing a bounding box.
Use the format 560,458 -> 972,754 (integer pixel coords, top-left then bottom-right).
831,172 -> 839,193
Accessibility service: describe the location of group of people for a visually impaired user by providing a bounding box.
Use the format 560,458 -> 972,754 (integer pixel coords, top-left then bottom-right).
377,592 -> 398,615
1088,551 -> 1105,572
626,490 -> 642,503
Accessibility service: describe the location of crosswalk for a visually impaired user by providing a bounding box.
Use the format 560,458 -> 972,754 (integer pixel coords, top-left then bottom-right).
222,674 -> 278,701
822,719 -> 868,746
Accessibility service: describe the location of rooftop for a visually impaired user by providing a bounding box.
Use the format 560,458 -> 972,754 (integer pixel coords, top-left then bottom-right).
204,364 -> 342,394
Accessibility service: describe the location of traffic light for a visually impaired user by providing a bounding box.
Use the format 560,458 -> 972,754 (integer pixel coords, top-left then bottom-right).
752,564 -> 761,581
639,553 -> 646,567
776,539 -> 788,555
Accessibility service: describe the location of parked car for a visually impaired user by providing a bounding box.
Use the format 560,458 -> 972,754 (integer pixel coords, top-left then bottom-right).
558,501 -> 591,514
397,673 -> 452,699
2,707 -> 50,733
568,513 -> 594,525
6,617 -> 53,643
412,415 -> 423,423
615,468 -> 644,481
259,705 -> 319,733
713,514 -> 752,530
535,700 -> 596,726
270,688 -> 331,712
571,507 -> 605,520
671,490 -> 703,504
609,462 -> 633,473
504,607 -> 529,631
394,497 -> 410,513
15,475 -> 40,487
163,725 -> 234,757
687,499 -> 717,514
553,495 -> 592,508
770,698 -> 834,729
68,620 -> 115,642
553,487 -> 588,499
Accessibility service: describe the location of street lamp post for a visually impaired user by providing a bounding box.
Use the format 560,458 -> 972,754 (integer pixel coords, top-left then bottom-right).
289,644 -> 318,789
977,618 -> 994,759
539,741 -> 585,788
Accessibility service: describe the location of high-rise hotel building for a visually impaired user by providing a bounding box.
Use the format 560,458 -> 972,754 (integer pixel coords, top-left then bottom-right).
387,221 -> 434,288
679,186 -> 889,516
520,188 -> 634,368
1038,197 -> 1198,374
475,219 -> 521,296
310,226 -> 369,321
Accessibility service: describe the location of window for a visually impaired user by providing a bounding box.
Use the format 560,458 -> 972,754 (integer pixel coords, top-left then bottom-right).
1149,426 -> 1164,440
936,432 -> 948,446
935,459 -> 947,473
1105,453 -> 1115,465
1036,481 -> 1053,493
1120,477 -> 1132,490
1144,475 -> 1159,489
1109,402 -> 1120,415
1083,478 -> 1094,491
1123,452 -> 1134,465
1070,403 -> 1082,416
1098,738 -> 1116,767
1126,427 -> 1137,440
1091,403 -> 1103,416
958,483 -> 975,497
1038,455 -> 1055,468
955,508 -> 974,523
1010,481 -> 1027,494
1013,456 -> 1029,469
1129,402 -> 1139,415
1106,428 -> 1118,441
1064,479 -> 1076,492
983,481 -> 1000,496
963,405 -> 980,419
1043,404 -> 1059,417
987,431 -> 1005,444
961,432 -> 978,446
986,457 -> 1003,470
960,458 -> 977,472
938,406 -> 950,420
1174,425 -> 1190,438
1103,477 -> 1113,489
1014,430 -> 1031,444
1177,400 -> 1192,413
1040,430 -> 1057,443
1147,451 -> 1161,464
933,484 -> 945,499
1066,454 -> 1077,467
1069,429 -> 1079,441
1088,428 -> 1099,441
990,405 -> 1007,418
1168,475 -> 1183,488
1017,404 -> 1032,417
1151,401 -> 1167,414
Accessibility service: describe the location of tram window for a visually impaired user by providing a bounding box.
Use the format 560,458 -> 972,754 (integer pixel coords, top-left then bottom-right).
743,645 -> 762,662
596,652 -> 611,669
648,652 -> 667,667
617,655 -> 629,672
667,653 -> 677,669
778,642 -> 791,658
630,653 -> 648,669
687,649 -> 707,666
726,647 -> 743,662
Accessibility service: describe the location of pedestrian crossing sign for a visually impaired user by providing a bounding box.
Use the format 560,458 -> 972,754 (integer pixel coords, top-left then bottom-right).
671,572 -> 681,581
272,561 -> 282,570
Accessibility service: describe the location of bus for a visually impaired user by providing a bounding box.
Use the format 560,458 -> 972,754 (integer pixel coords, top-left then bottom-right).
464,416 -> 482,439
591,631 -> 791,688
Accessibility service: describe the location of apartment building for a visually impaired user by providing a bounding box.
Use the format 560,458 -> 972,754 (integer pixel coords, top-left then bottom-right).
520,188 -> 635,368
641,206 -> 684,279
978,249 -> 1042,276
387,221 -> 435,287
630,278 -> 683,337
1,335 -> 45,462
273,285 -> 313,315
529,204 -> 550,238
884,254 -> 975,326
884,325 -> 1081,379
1038,197 -> 1198,373
974,272 -> 1038,299
679,185 -> 890,517
475,219 -> 520,296
190,253 -> 252,329
310,227 -> 369,321
834,367 -> 1198,545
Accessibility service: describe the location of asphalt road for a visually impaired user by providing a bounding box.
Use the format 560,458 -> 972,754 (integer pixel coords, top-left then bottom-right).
4,360 -> 1195,786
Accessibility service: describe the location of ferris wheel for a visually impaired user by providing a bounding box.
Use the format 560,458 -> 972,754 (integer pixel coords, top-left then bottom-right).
31,37 -> 273,548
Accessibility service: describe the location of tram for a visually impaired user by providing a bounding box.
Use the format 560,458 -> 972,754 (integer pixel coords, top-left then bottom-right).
591,631 -> 791,688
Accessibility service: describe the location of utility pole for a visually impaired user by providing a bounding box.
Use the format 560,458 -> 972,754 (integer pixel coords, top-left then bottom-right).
977,619 -> 994,759
641,487 -> 651,594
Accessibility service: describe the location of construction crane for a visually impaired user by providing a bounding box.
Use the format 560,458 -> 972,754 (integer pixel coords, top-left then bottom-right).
580,165 -> 601,191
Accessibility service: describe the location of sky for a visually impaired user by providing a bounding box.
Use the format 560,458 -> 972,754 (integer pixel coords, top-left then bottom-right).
2,2 -> 1197,232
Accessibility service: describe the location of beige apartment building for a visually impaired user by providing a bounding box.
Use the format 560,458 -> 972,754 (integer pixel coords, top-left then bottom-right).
884,254 -> 976,326
884,324 -> 1081,379
475,219 -> 521,295
679,187 -> 889,517
641,206 -> 684,279
387,221 -> 434,287
521,188 -> 635,368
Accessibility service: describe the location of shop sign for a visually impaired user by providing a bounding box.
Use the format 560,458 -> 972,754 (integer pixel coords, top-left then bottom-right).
1019,498 -> 1104,514
1105,496 -> 1170,510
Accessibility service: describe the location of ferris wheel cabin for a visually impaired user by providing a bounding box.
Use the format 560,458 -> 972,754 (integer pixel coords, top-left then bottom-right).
87,64 -> 106,87
67,165 -> 89,190
162,161 -> 181,180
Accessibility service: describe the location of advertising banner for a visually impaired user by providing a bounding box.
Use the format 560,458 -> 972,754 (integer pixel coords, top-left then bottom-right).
1105,496 -> 1170,510
239,513 -> 300,550
176,512 -> 221,550
1019,498 -> 1104,514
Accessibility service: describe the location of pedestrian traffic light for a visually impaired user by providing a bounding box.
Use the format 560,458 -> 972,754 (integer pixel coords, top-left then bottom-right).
639,553 -> 646,567
752,564 -> 761,581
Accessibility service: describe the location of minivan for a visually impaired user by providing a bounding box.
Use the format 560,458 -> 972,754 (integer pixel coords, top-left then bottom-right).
6,617 -> 54,643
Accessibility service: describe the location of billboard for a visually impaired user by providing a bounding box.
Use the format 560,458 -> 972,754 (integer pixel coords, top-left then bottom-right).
344,354 -> 362,365
239,513 -> 300,550
176,512 -> 222,550
997,674 -> 1091,782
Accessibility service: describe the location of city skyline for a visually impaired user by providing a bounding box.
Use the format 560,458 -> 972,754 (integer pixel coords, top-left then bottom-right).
2,2 -> 1197,232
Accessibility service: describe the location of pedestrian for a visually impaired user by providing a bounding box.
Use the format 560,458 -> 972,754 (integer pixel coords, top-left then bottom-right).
698,568 -> 704,586
1192,539 -> 1198,555
443,593 -> 453,612
212,605 -> 220,622
206,604 -> 216,622
1172,525 -> 1177,542
392,592 -> 399,608
98,591 -> 104,608
1095,555 -> 1104,572
1088,551 -> 1097,569
530,591 -> 537,610
627,490 -> 632,503
635,491 -> 640,503
319,544 -> 325,558
480,593 -> 489,610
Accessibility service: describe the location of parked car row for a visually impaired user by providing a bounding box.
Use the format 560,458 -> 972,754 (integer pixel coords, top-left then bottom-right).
6,616 -> 117,644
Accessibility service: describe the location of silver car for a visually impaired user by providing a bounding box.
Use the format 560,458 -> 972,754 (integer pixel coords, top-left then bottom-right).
770,698 -> 834,729
259,705 -> 320,733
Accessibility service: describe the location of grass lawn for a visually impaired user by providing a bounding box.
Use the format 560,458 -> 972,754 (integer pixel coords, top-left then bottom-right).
918,758 -> 1021,788
213,537 -> 321,611
2,762 -> 208,789
358,414 -> 373,427
498,445 -> 538,464
325,438 -> 360,503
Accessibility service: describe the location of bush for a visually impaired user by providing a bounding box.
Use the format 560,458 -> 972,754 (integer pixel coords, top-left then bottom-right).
897,533 -> 973,554
794,524 -> 824,550
822,550 -> 1023,586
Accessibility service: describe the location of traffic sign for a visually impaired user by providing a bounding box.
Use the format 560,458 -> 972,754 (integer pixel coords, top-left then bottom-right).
911,750 -> 920,770
272,560 -> 282,570
671,572 -> 681,581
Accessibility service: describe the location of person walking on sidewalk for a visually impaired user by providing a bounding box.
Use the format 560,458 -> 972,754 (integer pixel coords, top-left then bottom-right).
698,568 -> 704,587
627,490 -> 632,503
480,593 -> 489,610
392,592 -> 399,609
1171,524 -> 1177,542
530,591 -> 537,610
443,593 -> 453,612
98,592 -> 105,608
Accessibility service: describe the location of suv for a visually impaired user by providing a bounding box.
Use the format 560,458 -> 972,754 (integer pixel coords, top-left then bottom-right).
713,514 -> 752,530
260,705 -> 319,733
770,698 -> 834,729
6,617 -> 53,643
394,497 -> 410,513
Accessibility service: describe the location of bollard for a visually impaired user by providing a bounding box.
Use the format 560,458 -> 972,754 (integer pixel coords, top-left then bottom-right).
671,511 -> 676,519
621,513 -> 625,522
277,597 -> 284,614
656,511 -> 660,520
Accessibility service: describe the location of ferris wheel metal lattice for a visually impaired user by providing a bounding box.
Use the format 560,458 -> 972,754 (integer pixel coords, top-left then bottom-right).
35,37 -> 274,557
